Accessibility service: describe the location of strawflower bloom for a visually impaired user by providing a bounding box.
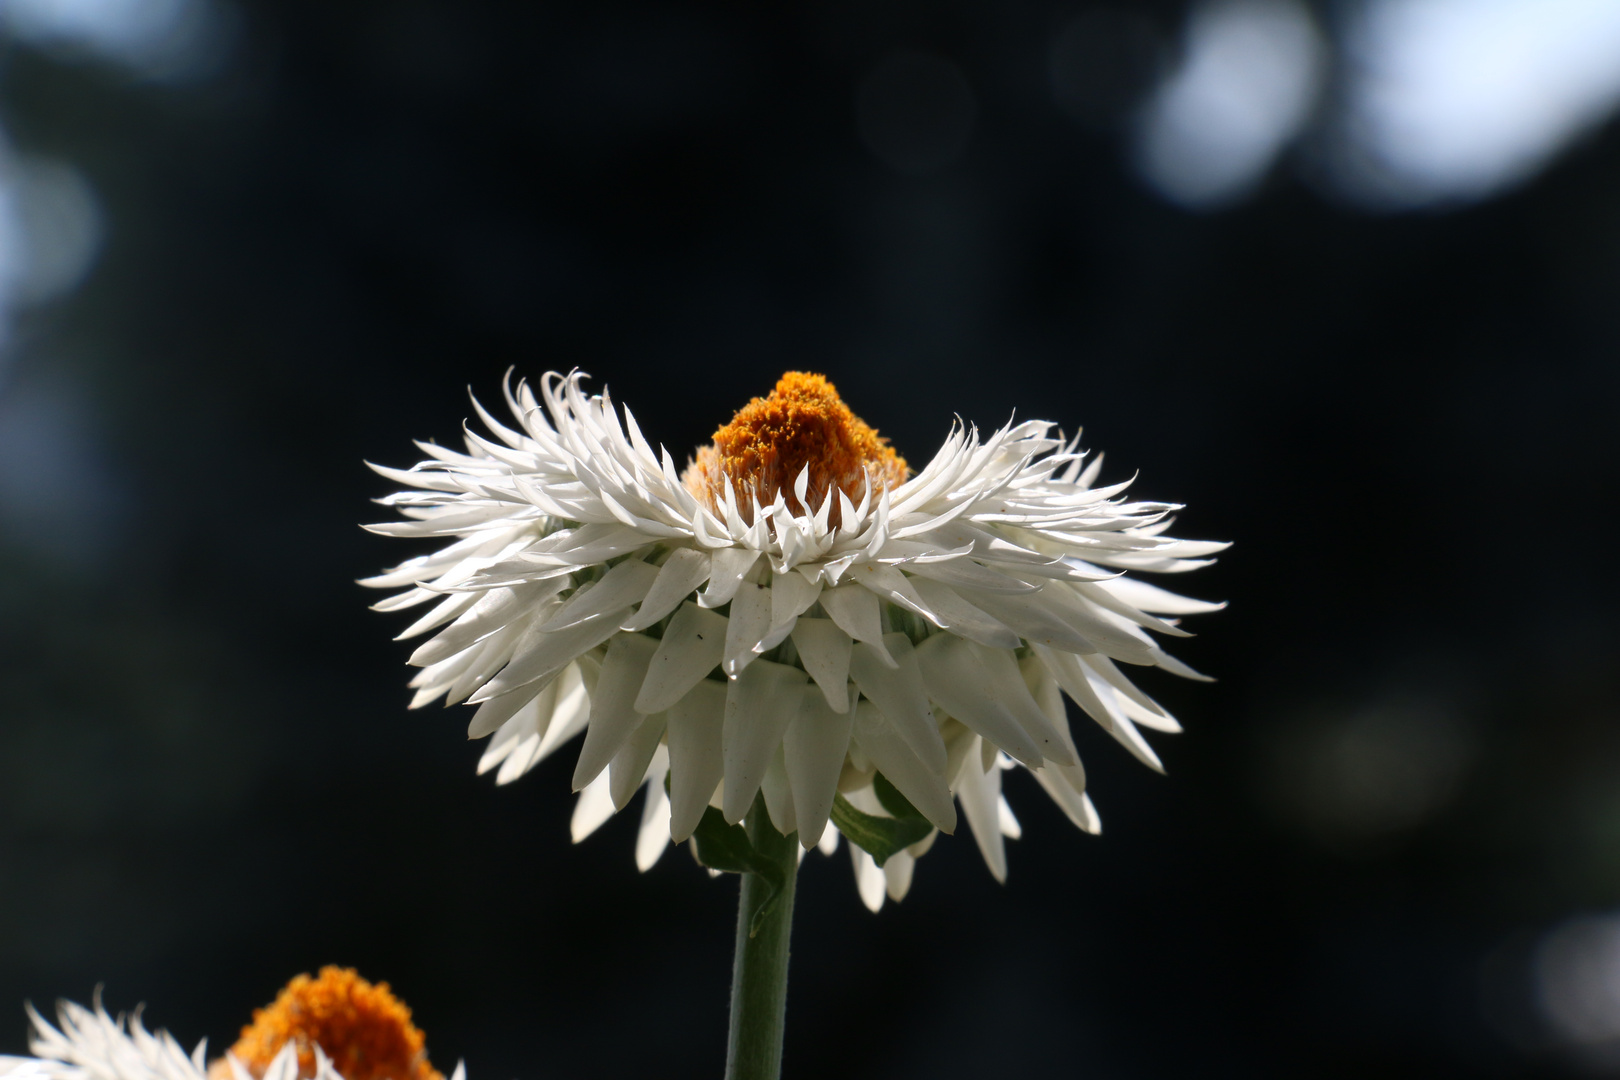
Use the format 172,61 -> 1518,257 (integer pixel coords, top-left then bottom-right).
366,370 -> 1225,1079
364,372 -> 1224,900
0,969 -> 458,1080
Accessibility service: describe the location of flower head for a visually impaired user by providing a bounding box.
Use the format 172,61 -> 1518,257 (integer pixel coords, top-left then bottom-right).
0,973 -> 458,1080
364,371 -> 1226,909
223,968 -> 438,1080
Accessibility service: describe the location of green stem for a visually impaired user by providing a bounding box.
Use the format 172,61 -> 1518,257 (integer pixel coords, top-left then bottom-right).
724,796 -> 800,1080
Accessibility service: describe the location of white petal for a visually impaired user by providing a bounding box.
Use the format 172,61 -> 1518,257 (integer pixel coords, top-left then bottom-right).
851,843 -> 887,912
467,684 -> 541,740
760,744 -> 798,837
572,632 -> 659,790
771,571 -> 822,627
1082,651 -> 1176,726
1033,644 -> 1114,731
721,659 -> 807,823
474,609 -> 624,701
494,732 -> 542,785
698,547 -> 761,608
790,617 -> 853,713
953,585 -> 1099,654
1116,689 -> 1182,733
783,682 -> 854,847
609,711 -> 668,810
544,559 -> 660,631
1019,653 -> 1070,730
666,678 -> 728,842
848,633 -> 947,774
264,1046 -> 299,1080
997,795 -> 1021,839
1030,762 -> 1097,833
1025,581 -> 1158,662
479,684 -> 553,775
636,748 -> 673,869
622,548 -> 712,631
531,661 -> 592,764
398,590 -> 490,654
1045,650 -> 1163,772
570,769 -> 615,842
850,700 -> 956,833
818,826 -> 841,856
1099,576 -> 1226,615
954,738 -> 1008,882
751,616 -> 798,657
1150,647 -> 1215,681
969,642 -> 1078,766
883,849 -> 915,901
913,633 -> 1045,767
904,555 -> 1040,594
846,562 -> 936,621
905,576 -> 1021,649
817,584 -> 894,664
1088,688 -> 1164,772
722,582 -> 773,677
635,602 -> 727,713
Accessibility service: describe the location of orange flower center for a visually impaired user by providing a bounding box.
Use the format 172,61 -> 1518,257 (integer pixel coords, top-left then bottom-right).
222,967 -> 441,1080
681,372 -> 907,528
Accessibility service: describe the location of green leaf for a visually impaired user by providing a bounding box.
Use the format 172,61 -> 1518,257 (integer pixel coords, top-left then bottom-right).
831,773 -> 935,868
690,806 -> 791,937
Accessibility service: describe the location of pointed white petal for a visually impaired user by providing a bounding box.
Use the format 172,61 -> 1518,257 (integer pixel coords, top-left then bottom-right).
968,642 -> 1078,766
572,632 -> 659,790
721,659 -> 807,823
1150,647 -> 1215,681
783,682 -> 855,847
848,633 -> 947,773
609,711 -> 668,810
852,843 -> 887,912
722,582 -> 773,677
570,769 -> 615,842
475,609 -> 624,701
666,678 -> 728,842
850,700 -> 956,833
1031,762 -> 1097,833
1019,653 -> 1083,759
622,548 -> 712,631
913,634 -> 1045,767
817,584 -> 893,664
770,571 -> 821,628
1099,576 -> 1226,615
544,559 -> 659,631
531,660 -> 592,764
636,748 -> 672,869
998,795 -> 1021,839
635,602 -> 727,713
698,547 -> 761,608
954,740 -> 1008,882
905,576 -> 1021,648
790,617 -> 853,713
1033,643 -> 1116,733
761,744 -> 798,837
467,684 -> 541,740
883,849 -> 915,901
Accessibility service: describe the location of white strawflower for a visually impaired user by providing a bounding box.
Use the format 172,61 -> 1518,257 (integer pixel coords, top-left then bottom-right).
1,970 -> 459,1080
365,371 -> 1226,909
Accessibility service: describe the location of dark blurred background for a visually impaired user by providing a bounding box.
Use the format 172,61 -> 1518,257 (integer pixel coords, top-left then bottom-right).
1,0 -> 1618,1077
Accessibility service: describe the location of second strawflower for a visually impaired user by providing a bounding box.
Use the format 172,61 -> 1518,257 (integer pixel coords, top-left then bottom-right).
364,371 -> 1226,906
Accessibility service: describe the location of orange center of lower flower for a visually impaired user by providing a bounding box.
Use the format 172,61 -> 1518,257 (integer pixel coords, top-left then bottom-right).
224,967 -> 441,1080
682,372 -> 907,527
